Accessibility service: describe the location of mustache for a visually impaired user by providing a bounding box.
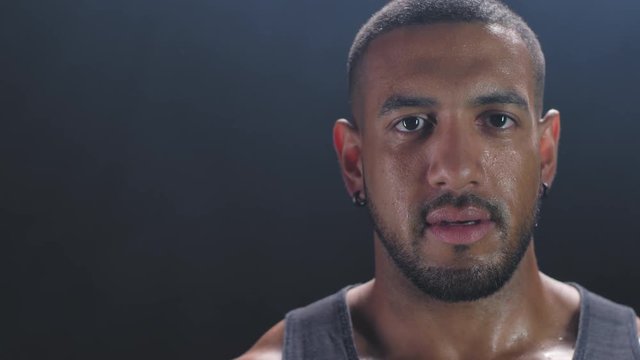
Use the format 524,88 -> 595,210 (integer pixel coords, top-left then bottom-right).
420,192 -> 507,229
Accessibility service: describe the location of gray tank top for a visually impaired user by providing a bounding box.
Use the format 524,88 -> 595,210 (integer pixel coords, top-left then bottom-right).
283,283 -> 640,359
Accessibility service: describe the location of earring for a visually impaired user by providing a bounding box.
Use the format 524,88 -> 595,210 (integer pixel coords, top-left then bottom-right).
541,182 -> 550,199
352,191 -> 367,207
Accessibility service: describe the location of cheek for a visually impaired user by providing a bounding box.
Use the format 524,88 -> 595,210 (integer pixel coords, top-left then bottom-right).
484,147 -> 540,218
363,140 -> 426,223
365,137 -> 424,189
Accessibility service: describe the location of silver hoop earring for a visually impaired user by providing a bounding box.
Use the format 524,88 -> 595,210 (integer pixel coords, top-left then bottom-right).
352,191 -> 367,207
541,182 -> 550,199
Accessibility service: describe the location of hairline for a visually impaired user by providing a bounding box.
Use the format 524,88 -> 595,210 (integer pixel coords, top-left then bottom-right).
348,19 -> 545,121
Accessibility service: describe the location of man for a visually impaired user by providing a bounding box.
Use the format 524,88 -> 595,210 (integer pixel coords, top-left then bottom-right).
240,0 -> 640,359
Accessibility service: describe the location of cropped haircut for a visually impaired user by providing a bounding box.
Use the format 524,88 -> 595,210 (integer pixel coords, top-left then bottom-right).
348,0 -> 545,117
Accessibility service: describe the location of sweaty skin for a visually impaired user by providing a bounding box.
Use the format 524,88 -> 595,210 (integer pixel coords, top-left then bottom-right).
238,23 -> 640,360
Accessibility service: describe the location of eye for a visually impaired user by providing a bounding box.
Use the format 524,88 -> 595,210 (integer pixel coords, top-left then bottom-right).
485,114 -> 516,129
394,115 -> 431,132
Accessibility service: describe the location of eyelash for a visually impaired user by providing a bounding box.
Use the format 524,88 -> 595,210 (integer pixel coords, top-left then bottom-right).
393,115 -> 435,133
392,112 -> 518,134
480,113 -> 517,130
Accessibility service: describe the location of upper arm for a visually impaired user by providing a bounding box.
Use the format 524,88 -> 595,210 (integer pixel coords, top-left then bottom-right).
236,320 -> 285,360
636,317 -> 640,338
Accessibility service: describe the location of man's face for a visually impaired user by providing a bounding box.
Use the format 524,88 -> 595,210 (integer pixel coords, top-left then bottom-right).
352,23 -> 546,302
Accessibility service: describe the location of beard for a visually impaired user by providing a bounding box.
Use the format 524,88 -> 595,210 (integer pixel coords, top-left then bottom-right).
369,191 -> 539,303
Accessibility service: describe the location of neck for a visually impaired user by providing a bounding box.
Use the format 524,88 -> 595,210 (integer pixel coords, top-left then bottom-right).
349,236 -> 566,359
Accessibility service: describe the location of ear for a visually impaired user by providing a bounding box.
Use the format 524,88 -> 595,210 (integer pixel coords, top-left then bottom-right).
333,118 -> 363,197
538,109 -> 561,186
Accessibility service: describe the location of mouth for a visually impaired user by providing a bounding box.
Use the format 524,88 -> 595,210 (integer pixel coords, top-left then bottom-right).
425,206 -> 495,245
436,220 -> 483,226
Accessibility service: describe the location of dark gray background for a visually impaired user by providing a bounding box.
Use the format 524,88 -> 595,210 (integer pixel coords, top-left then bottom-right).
2,0 -> 639,358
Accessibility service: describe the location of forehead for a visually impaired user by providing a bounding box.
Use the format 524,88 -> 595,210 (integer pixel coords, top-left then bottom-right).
353,22 -> 536,119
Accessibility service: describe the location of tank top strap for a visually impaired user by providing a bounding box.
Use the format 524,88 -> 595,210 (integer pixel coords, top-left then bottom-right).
571,283 -> 640,359
283,286 -> 359,360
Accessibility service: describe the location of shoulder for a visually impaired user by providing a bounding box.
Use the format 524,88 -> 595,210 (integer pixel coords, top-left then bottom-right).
577,282 -> 640,338
236,320 -> 285,360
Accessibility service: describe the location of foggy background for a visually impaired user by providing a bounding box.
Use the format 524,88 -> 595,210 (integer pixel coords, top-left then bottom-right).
2,0 -> 640,358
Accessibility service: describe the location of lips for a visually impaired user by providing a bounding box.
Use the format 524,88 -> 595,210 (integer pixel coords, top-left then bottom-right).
426,206 -> 495,245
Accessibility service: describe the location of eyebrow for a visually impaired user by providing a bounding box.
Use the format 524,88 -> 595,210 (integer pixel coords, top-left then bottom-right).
379,95 -> 438,116
470,90 -> 529,110
377,90 -> 529,117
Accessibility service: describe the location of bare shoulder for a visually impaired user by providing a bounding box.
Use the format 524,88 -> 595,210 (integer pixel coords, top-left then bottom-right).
541,274 -> 581,312
636,316 -> 640,337
235,320 -> 285,360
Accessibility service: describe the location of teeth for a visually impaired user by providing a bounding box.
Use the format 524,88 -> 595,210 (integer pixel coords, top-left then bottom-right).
441,220 -> 479,226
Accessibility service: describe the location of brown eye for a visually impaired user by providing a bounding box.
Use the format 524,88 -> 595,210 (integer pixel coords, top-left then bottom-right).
395,116 -> 428,132
486,114 -> 515,129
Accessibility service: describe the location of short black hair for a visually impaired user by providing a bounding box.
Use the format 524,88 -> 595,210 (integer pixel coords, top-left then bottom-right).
348,0 -> 545,116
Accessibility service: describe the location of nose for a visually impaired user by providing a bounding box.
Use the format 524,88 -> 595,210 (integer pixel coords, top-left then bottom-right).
426,119 -> 484,192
